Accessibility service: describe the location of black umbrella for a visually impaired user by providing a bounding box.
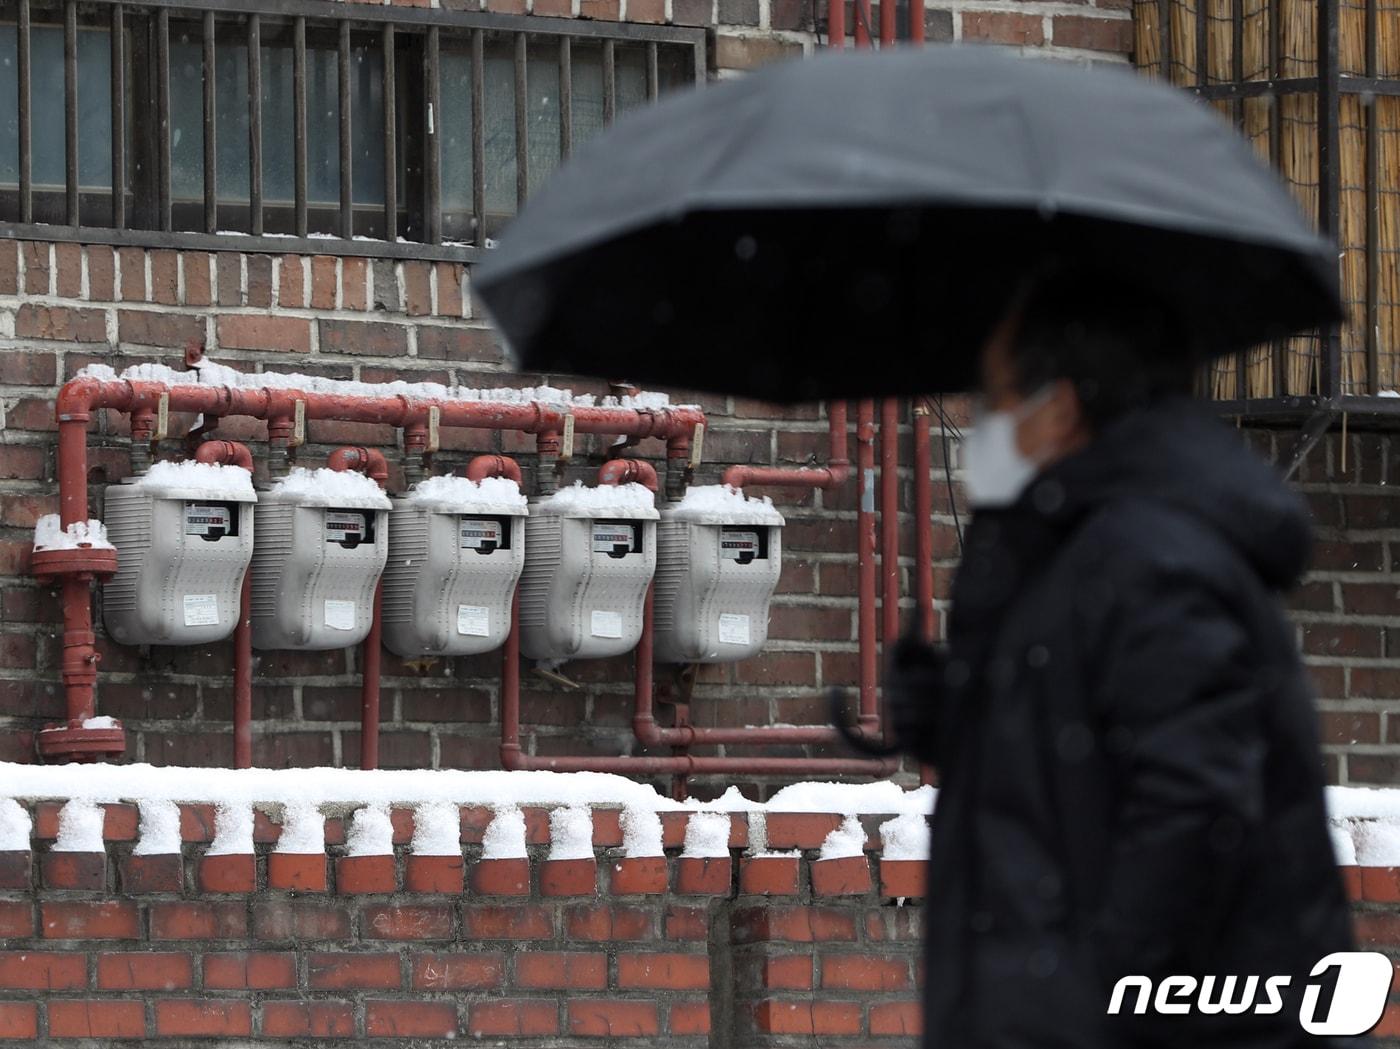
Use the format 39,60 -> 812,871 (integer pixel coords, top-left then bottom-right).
474,46 -> 1341,402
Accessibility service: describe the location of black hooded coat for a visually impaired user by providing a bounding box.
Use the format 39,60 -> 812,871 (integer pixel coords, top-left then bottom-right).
900,399 -> 1356,1048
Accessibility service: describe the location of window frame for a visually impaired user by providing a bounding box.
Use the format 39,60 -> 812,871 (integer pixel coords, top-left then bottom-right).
0,0 -> 705,262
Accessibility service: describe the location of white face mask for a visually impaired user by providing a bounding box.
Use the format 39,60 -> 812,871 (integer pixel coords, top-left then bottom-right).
962,386 -> 1054,509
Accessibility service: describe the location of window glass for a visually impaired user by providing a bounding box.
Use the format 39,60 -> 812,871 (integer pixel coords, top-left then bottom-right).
0,23 -> 112,188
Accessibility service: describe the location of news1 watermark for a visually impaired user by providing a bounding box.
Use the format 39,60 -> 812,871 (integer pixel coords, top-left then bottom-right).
1107,952 -> 1395,1036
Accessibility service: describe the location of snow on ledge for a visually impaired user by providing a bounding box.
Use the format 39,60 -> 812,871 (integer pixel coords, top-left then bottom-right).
32,515 -> 114,552
0,762 -> 933,814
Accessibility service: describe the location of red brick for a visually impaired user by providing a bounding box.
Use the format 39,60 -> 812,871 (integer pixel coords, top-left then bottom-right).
41,851 -> 105,890
118,309 -> 204,348
564,903 -> 655,941
609,856 -> 669,895
1343,865 -> 1363,901
676,856 -> 731,895
870,1001 -> 923,1036
319,319 -> 410,356
341,257 -> 367,310
435,263 -> 464,317
15,304 -> 108,343
150,249 -> 179,304
308,952 -> 402,990
335,854 -> 396,894
0,902 -> 33,938
411,952 -> 505,990
670,1000 -> 711,1035
732,906 -> 857,943
202,951 -> 298,990
462,904 -> 554,940
117,246 -> 145,300
0,350 -> 56,386
470,857 -> 530,896
568,1001 -> 660,1037
215,314 -> 311,353
183,253 -> 212,306
880,858 -> 927,898
403,261 -> 432,315
1361,866 -> 1400,903
198,854 -> 256,893
1052,13 -> 1132,51
665,905 -> 709,941
516,951 -> 607,990
149,901 -> 247,940
628,0 -> 665,20
252,901 -> 352,941
469,1000 -> 558,1037
0,853 -> 29,891
541,857 -> 597,896
266,852 -> 328,892
49,1000 -> 146,1038
277,255 -> 306,308
0,241 -> 20,295
821,953 -> 910,990
405,855 -> 463,894
215,252 -> 241,305
366,1000 -> 459,1038
362,904 -> 453,941
42,901 -> 139,940
0,951 -> 86,990
23,242 -> 50,294
246,254 -> 273,308
0,1003 -> 37,1039
0,447 -> 45,482
812,855 -> 873,896
765,813 -> 843,850
755,1000 -> 862,1035
740,856 -> 801,896
155,1000 -> 252,1037
761,955 -> 812,989
120,853 -> 182,894
262,1001 -> 355,1038
963,10 -> 1044,44
94,951 -> 191,991
416,326 -> 502,362
311,255 -> 338,309
619,952 -> 709,990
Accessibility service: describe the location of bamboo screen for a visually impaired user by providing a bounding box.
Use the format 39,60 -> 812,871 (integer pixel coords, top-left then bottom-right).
1134,0 -> 1400,398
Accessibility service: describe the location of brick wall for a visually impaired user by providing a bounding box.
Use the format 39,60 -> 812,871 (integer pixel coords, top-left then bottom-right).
0,800 -> 925,1045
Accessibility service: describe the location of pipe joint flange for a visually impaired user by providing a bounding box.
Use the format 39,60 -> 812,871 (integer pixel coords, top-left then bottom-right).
31,546 -> 119,585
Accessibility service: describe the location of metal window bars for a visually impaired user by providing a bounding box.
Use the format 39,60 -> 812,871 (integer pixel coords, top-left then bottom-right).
1136,0 -> 1400,420
0,0 -> 704,262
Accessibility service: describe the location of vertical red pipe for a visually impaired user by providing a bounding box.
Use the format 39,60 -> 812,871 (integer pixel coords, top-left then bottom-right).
879,0 -> 895,46
828,0 -> 845,47
361,585 -> 383,770
913,406 -> 935,643
880,399 -> 900,655
501,592 -> 523,767
909,0 -> 924,42
853,0 -> 870,46
856,399 -> 878,729
234,569 -> 253,768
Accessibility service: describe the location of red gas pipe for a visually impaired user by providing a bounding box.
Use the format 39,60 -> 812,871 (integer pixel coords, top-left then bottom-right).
327,446 -> 390,770
465,455 -> 524,485
597,458 -> 659,491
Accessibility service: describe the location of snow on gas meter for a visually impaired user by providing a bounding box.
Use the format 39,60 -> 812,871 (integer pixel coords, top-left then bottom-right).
518,481 -> 658,660
103,460 -> 257,645
250,467 -> 391,650
381,474 -> 528,657
653,485 -> 784,663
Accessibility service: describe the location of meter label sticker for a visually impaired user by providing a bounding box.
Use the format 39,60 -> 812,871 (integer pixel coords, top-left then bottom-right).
460,518 -> 503,550
324,599 -> 357,631
457,604 -> 491,637
325,511 -> 368,544
591,523 -> 636,554
590,609 -> 624,639
721,531 -> 760,560
718,612 -> 751,645
182,593 -> 220,627
184,504 -> 232,537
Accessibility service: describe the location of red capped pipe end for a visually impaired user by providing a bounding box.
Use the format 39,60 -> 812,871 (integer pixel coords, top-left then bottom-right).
327,446 -> 390,487
30,546 -> 119,585
36,722 -> 126,762
193,440 -> 255,472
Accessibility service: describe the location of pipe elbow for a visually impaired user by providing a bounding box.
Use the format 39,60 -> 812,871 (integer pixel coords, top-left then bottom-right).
56,377 -> 105,422
823,463 -> 853,489
194,440 -> 255,473
499,743 -> 527,772
631,715 -> 668,748
328,446 -> 391,487
465,454 -> 523,484
598,459 -> 659,492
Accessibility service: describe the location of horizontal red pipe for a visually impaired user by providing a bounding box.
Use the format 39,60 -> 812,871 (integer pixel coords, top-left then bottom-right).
501,750 -> 899,776
722,464 -> 851,489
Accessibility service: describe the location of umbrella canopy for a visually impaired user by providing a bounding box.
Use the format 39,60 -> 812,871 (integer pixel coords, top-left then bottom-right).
474,46 -> 1341,402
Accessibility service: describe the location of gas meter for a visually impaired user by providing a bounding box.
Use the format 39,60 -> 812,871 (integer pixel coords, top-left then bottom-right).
103,460 -> 256,645
250,467 -> 391,650
653,485 -> 784,663
518,482 -> 658,660
382,475 -> 528,657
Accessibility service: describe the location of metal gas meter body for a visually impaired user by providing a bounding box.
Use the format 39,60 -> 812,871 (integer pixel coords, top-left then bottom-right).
250,480 -> 391,650
518,493 -> 658,661
653,501 -> 784,663
103,472 -> 256,645
381,486 -> 528,657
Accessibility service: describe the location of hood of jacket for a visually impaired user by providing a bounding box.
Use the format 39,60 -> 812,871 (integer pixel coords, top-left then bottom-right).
1025,397 -> 1312,591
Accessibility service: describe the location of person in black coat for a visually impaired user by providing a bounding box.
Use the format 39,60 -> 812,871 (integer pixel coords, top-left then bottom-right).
884,270 -> 1360,1048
